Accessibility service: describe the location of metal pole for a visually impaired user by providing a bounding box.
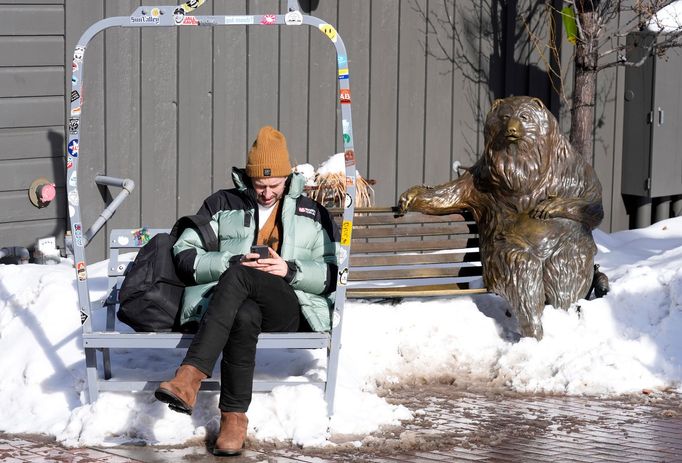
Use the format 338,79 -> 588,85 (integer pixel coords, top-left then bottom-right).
635,197 -> 652,228
654,196 -> 670,223
84,177 -> 136,244
672,196 -> 682,217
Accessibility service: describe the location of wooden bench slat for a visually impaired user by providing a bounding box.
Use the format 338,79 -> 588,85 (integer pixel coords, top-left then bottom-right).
349,252 -> 479,267
329,207 -> 473,225
350,238 -> 475,253
347,284 -> 487,298
349,266 -> 482,281
333,214 -> 472,226
350,214 -> 470,226
351,224 -> 474,239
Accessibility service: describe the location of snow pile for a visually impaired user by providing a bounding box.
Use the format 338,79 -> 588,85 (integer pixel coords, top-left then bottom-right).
293,163 -> 316,186
296,152 -> 367,179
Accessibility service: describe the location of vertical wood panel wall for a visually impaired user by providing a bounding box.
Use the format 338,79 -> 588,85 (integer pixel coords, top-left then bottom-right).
43,0 -> 626,263
0,0 -> 67,250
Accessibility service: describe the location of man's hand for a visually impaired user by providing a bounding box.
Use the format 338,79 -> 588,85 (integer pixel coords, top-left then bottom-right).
240,247 -> 288,277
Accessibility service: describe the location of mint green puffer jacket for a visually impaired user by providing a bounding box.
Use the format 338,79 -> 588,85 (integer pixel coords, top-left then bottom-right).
173,169 -> 339,332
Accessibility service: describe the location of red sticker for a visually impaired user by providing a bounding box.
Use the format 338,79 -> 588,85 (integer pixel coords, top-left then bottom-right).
340,88 -> 351,104
76,261 -> 87,281
260,14 -> 276,25
182,16 -> 199,25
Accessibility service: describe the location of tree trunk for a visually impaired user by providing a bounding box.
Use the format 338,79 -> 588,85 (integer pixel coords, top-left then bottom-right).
569,7 -> 600,164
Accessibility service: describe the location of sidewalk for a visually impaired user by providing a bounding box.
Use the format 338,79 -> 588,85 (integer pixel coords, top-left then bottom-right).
2,385 -> 682,462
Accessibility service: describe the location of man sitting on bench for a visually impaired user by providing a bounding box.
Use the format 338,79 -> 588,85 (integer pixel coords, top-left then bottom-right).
155,126 -> 339,456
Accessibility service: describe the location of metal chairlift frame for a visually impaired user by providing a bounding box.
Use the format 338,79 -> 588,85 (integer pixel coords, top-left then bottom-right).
67,0 -> 358,417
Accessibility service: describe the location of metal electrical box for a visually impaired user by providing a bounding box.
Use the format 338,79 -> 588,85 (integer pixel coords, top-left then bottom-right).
622,32 -> 682,198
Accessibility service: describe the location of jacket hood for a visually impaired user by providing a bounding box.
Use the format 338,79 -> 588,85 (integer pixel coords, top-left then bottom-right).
231,167 -> 305,199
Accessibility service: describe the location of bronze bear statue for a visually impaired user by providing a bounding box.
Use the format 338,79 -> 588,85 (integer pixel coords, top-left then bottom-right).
398,96 -> 605,340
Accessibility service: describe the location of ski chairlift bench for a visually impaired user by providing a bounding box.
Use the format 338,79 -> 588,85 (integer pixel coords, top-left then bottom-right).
88,206 -> 485,416
71,1 -> 359,417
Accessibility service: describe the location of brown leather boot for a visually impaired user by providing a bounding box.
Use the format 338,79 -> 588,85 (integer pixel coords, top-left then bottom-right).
213,412 -> 248,456
154,364 -> 207,415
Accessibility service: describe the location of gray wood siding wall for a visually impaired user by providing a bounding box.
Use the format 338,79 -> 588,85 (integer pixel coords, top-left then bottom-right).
3,0 -> 631,262
0,0 -> 66,251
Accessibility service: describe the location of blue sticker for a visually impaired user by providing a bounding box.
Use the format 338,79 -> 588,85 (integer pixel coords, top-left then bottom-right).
337,55 -> 347,66
68,139 -> 79,157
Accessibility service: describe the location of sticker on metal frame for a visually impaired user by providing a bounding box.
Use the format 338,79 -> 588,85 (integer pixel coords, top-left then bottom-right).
338,268 -> 348,286
68,118 -> 80,134
260,14 -> 277,25
67,139 -> 79,157
77,261 -> 87,281
344,193 -> 352,209
340,220 -> 352,246
319,23 -> 338,42
344,149 -> 355,166
285,10 -> 303,25
225,16 -> 254,25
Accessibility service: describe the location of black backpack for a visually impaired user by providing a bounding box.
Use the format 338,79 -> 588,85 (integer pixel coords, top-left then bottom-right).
117,215 -> 219,332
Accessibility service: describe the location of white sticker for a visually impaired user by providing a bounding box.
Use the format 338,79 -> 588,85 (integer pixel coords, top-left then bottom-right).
285,10 -> 303,25
73,46 -> 85,62
69,171 -> 77,187
225,15 -> 254,25
344,193 -> 352,208
339,268 -> 348,285
332,311 -> 341,328
117,236 -> 130,246
342,119 -> 350,132
336,246 -> 348,264
69,205 -> 75,218
68,189 -> 79,206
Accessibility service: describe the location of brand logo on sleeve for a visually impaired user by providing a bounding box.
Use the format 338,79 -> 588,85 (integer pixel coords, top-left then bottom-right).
297,206 -> 317,219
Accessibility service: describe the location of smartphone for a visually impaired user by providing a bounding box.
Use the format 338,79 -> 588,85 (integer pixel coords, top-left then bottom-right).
250,245 -> 269,259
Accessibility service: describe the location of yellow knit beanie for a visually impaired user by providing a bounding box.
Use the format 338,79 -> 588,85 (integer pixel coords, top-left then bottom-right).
246,126 -> 292,178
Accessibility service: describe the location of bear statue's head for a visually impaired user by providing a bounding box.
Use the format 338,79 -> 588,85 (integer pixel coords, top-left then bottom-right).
479,96 -> 563,193
484,96 -> 556,151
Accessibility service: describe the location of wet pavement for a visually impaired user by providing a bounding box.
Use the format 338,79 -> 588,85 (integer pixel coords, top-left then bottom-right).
2,384 -> 682,462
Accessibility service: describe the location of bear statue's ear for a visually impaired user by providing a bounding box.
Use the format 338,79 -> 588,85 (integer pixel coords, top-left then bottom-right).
491,99 -> 503,111
531,97 -> 545,110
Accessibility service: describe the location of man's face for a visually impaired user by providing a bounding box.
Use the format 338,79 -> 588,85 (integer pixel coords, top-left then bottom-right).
252,176 -> 287,207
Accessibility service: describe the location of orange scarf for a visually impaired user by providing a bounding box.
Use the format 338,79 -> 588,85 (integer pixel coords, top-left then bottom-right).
257,200 -> 283,253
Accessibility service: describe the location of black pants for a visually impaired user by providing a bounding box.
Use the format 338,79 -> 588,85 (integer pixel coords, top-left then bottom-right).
182,264 -> 303,412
